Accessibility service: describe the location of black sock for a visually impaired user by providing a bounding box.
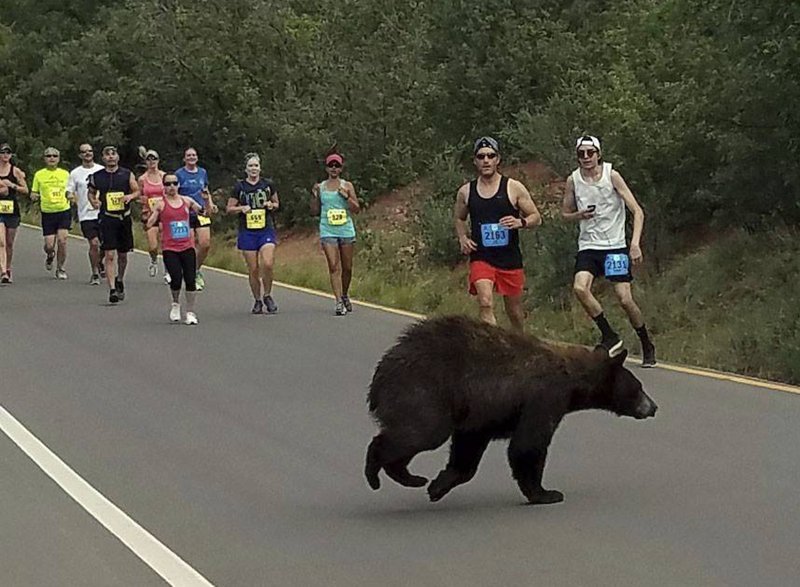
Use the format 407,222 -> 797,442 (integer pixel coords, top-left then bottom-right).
593,313 -> 616,339
635,324 -> 652,344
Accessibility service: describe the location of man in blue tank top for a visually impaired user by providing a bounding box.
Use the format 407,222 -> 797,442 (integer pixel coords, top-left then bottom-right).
454,136 -> 542,332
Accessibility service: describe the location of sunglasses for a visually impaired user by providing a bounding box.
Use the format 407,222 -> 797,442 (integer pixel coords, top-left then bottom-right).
475,152 -> 498,161
163,181 -> 179,186
326,162 -> 342,168
146,156 -> 159,161
577,149 -> 597,158
0,150 -> 11,154
80,150 -> 93,154
45,154 -> 59,158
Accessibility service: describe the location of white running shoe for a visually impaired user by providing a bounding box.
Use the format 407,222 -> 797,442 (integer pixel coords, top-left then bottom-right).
169,303 -> 181,323
55,269 -> 68,280
148,261 -> 158,277
185,312 -> 198,325
164,273 -> 171,285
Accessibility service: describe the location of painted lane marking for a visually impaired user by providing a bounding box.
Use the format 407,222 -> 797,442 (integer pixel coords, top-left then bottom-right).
0,405 -> 213,586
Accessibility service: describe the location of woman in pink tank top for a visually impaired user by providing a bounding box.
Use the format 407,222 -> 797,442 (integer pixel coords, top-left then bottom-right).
146,172 -> 209,325
137,147 -> 166,279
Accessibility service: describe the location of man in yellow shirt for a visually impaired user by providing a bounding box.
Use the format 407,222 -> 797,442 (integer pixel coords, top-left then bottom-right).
31,147 -> 73,279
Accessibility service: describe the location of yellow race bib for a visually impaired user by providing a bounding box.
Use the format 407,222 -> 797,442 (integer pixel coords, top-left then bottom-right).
0,199 -> 13,214
197,214 -> 211,227
246,209 -> 266,230
148,197 -> 163,210
327,208 -> 348,226
106,191 -> 125,212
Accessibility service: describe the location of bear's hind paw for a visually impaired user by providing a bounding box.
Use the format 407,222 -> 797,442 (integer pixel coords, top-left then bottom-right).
524,489 -> 564,505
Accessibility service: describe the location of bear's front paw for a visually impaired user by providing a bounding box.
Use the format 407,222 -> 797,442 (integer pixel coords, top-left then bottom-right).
525,489 -> 564,505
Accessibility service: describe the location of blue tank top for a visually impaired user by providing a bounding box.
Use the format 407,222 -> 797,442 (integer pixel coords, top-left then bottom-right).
175,166 -> 209,210
318,179 -> 355,239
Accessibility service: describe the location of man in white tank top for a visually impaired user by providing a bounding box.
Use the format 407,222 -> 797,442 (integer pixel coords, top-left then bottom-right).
562,135 -> 656,367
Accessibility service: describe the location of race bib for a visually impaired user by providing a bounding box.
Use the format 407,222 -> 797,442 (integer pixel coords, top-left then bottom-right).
106,191 -> 125,212
197,214 -> 211,227
0,199 -> 13,214
169,220 -> 190,240
327,208 -> 348,226
481,223 -> 509,247
49,188 -> 66,202
148,197 -> 163,210
246,209 -> 266,230
604,253 -> 630,277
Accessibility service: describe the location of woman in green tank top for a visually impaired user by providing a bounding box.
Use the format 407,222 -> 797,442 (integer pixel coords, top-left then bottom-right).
310,152 -> 360,316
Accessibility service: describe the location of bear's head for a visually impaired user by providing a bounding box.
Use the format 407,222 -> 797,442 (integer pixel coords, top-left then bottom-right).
601,350 -> 658,420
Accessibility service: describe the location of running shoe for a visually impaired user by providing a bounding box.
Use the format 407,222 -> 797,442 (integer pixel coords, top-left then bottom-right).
263,294 -> 278,314
341,295 -> 353,313
169,303 -> 181,323
148,260 -> 158,278
185,312 -> 198,325
335,300 -> 347,316
109,289 -> 119,304
641,340 -> 657,368
98,260 -> 106,278
115,278 -> 125,301
599,333 -> 624,356
252,299 -> 264,314
45,251 -> 55,271
5,269 -> 11,283
195,270 -> 205,291
90,274 -> 101,286
55,268 -> 68,280
164,273 -> 171,285
0,272 -> 9,284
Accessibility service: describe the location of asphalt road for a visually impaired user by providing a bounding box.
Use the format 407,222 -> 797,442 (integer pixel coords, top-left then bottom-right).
1,226 -> 798,586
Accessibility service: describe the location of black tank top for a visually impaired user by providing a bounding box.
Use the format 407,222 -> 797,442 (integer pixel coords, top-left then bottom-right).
467,176 -> 523,270
0,164 -> 20,216
90,167 -> 133,218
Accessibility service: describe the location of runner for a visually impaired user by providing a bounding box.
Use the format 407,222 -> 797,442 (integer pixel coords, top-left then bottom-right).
30,147 -> 72,280
137,147 -> 165,279
226,153 -> 279,314
67,143 -> 104,285
561,135 -> 656,366
310,151 -> 360,315
0,142 -> 29,283
88,145 -> 139,303
146,172 -> 208,324
454,136 -> 542,332
175,147 -> 217,291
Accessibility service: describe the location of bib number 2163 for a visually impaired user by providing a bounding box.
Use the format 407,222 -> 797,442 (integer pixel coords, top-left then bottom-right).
481,223 -> 509,247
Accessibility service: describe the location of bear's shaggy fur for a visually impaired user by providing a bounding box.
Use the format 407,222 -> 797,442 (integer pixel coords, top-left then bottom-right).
365,315 -> 657,504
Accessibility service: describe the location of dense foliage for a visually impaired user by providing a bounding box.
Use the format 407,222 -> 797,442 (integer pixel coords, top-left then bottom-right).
2,0 -> 797,232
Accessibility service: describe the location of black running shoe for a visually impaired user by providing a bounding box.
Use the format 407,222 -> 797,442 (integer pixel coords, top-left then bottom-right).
0,272 -> 9,284
252,299 -> 264,314
115,279 -> 125,301
45,251 -> 55,271
109,289 -> 119,304
599,333 -> 624,355
641,340 -> 657,368
342,295 -> 353,313
263,294 -> 278,314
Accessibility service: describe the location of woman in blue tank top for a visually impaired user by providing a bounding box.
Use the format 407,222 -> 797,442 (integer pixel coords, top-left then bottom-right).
310,152 -> 360,316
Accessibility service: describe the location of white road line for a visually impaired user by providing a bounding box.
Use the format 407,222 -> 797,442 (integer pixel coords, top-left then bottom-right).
0,405 -> 213,586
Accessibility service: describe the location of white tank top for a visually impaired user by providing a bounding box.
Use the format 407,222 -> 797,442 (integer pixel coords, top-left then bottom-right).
571,162 -> 626,251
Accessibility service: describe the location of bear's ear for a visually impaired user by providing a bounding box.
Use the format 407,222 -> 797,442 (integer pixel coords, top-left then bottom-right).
610,348 -> 628,367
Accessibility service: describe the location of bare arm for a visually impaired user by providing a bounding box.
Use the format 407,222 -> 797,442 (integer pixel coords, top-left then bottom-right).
227,196 -> 250,214
611,170 -> 645,263
454,183 -> 477,254
500,179 -> 542,229
265,191 -> 279,212
310,183 -> 321,216
125,173 -> 140,204
340,181 -> 360,214
145,200 -> 163,229
561,176 -> 594,222
4,167 -> 29,195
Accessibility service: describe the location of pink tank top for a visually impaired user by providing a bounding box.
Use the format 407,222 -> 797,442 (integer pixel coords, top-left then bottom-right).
140,174 -> 164,212
159,197 -> 195,252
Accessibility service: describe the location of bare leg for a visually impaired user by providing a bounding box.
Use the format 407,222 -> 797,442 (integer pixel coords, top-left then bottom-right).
572,271 -> 602,317
242,251 -> 261,299
321,242 -> 343,300
339,242 -> 355,297
503,294 -> 525,333
612,282 -> 644,328
473,279 -> 496,325
117,251 -> 128,281
5,227 -> 16,271
195,226 -> 211,269
0,224 -> 7,274
104,250 -> 117,288
55,229 -> 68,270
88,236 -> 101,274
259,243 -> 275,295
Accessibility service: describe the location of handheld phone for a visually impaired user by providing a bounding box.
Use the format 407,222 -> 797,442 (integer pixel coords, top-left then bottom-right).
587,205 -> 596,212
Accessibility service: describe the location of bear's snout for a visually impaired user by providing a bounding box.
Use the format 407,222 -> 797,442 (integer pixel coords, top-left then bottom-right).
635,393 -> 658,419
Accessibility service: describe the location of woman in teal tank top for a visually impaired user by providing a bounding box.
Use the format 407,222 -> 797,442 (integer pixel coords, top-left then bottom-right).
310,152 -> 360,316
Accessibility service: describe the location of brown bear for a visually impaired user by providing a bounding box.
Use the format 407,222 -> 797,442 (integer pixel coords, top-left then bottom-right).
365,315 -> 657,505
